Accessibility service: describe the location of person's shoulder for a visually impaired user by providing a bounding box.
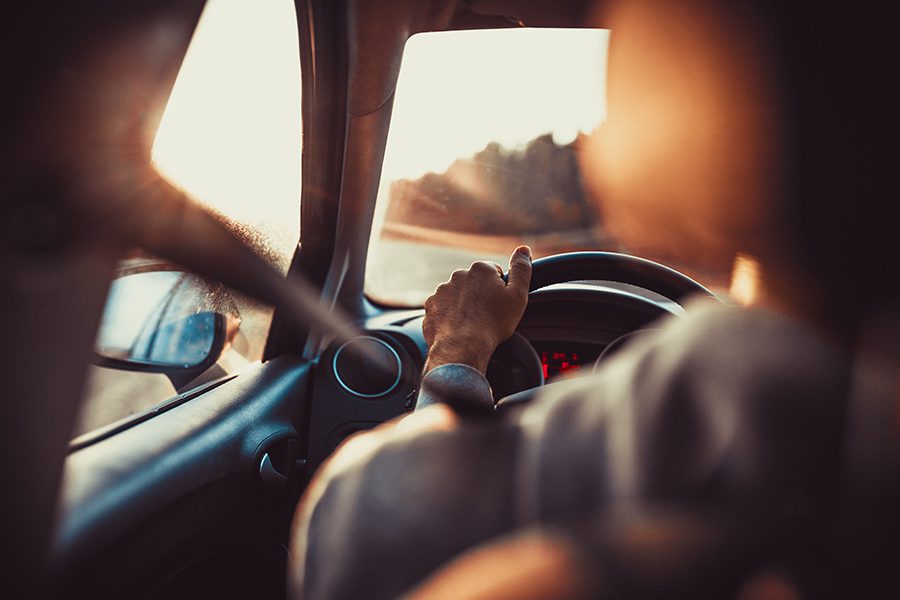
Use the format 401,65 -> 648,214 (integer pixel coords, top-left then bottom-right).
523,298 -> 850,420
673,297 -> 846,357
511,299 -> 853,514
669,298 -> 852,399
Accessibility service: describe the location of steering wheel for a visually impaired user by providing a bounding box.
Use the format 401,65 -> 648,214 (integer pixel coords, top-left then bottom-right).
490,251 -> 716,411
523,251 -> 714,300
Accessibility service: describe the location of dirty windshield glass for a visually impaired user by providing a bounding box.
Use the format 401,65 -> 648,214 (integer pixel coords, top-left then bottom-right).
366,28 -> 610,306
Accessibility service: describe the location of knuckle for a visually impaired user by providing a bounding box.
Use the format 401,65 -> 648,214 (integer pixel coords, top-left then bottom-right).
471,261 -> 503,276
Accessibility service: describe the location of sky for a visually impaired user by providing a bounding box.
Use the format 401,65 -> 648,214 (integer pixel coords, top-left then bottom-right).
381,27 -> 609,182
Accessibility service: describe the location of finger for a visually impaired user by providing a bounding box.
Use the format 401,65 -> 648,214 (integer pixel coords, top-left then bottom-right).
506,245 -> 532,295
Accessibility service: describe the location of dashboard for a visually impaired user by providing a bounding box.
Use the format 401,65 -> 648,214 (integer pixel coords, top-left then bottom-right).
302,283 -> 681,472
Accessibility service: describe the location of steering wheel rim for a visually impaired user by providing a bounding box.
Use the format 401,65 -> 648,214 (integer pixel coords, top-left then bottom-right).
522,251 -> 716,304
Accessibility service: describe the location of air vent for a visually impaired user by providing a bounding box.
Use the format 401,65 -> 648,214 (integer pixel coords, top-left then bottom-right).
332,336 -> 402,398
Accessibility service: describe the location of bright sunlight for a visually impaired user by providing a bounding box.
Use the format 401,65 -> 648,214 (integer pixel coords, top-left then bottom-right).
151,0 -> 302,267
381,28 -> 609,182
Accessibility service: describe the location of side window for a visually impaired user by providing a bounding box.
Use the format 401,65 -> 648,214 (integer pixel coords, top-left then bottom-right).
74,0 -> 302,439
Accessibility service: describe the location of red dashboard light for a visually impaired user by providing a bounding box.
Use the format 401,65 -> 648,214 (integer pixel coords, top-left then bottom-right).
541,350 -> 583,380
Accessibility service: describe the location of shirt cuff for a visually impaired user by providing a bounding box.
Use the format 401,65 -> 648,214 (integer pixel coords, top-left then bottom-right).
416,363 -> 495,415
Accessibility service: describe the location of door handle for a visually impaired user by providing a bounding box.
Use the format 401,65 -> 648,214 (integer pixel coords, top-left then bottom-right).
258,437 -> 306,498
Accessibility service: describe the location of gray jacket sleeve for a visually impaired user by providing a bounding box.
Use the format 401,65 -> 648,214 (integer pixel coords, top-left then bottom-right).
415,363 -> 494,414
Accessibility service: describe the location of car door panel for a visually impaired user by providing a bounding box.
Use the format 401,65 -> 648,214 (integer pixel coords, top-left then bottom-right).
52,356 -> 311,599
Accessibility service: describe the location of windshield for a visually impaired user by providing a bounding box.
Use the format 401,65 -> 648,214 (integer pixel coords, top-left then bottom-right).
366,28 -> 729,307
366,28 -> 609,306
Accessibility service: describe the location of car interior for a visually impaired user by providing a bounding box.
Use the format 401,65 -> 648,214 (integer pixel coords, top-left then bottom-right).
3,0 -> 897,598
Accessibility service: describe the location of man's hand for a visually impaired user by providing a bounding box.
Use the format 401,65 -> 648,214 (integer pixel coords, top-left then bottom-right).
423,246 -> 532,374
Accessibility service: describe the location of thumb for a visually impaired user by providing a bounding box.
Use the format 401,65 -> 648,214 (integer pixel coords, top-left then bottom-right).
507,245 -> 532,295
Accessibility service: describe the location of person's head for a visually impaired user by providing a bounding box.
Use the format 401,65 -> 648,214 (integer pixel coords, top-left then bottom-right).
582,0 -> 898,336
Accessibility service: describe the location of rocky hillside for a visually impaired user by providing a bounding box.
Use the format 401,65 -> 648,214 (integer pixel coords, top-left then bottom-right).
385,133 -> 598,235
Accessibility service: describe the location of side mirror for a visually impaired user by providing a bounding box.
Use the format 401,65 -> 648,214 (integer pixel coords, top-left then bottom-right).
94,269 -> 241,387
